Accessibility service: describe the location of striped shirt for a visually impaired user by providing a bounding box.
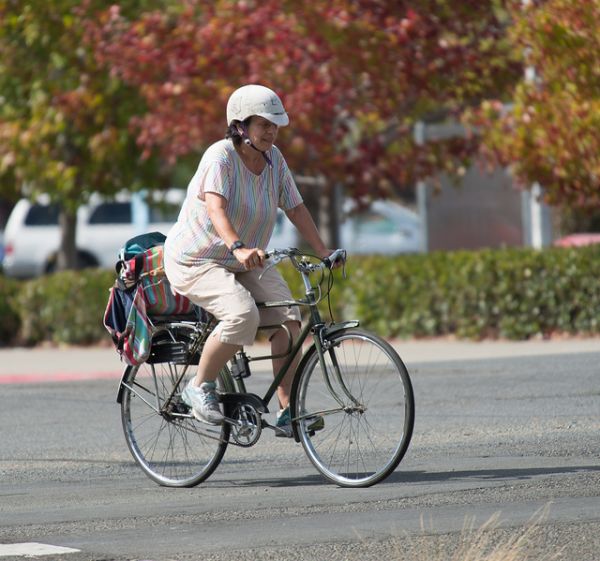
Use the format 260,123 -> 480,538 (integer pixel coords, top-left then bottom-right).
165,139 -> 303,272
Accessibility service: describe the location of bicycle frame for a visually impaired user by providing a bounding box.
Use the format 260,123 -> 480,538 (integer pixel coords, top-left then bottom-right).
234,260 -> 360,413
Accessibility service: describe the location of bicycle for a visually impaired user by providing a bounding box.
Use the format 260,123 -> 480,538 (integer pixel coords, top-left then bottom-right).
116,248 -> 415,488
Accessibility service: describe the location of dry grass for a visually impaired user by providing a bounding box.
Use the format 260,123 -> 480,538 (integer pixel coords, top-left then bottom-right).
395,506 -> 558,561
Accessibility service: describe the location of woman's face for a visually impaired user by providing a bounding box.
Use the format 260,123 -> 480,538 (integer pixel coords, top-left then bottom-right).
245,116 -> 279,151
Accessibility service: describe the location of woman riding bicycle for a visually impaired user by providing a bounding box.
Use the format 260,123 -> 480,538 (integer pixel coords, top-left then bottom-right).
163,84 -> 333,433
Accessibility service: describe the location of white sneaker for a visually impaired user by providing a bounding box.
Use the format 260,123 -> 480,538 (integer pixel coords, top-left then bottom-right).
181,380 -> 224,424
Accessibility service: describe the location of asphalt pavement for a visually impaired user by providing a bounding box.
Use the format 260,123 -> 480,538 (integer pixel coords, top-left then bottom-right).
0,336 -> 598,383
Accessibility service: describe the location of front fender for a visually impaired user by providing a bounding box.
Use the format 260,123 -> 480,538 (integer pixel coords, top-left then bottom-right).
288,320 -> 359,442
322,320 -> 359,339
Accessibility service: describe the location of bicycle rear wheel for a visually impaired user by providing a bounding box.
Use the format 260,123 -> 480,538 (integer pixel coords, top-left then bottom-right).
292,328 -> 414,487
120,328 -> 231,487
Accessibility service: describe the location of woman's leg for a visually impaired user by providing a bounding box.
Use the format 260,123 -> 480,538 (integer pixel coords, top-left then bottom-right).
185,292 -> 259,423
163,259 -> 260,423
194,336 -> 240,385
193,295 -> 260,385
236,266 -> 302,409
270,320 -> 301,408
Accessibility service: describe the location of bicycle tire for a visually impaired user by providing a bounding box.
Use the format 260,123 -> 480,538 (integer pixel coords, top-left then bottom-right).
120,326 -> 231,487
291,328 -> 414,488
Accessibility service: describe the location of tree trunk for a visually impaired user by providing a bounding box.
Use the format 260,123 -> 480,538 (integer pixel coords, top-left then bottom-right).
56,207 -> 78,272
320,183 -> 342,249
296,176 -> 342,249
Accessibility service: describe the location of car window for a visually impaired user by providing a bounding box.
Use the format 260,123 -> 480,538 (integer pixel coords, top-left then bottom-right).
24,204 -> 60,226
353,211 -> 397,235
148,202 -> 180,223
88,202 -> 132,224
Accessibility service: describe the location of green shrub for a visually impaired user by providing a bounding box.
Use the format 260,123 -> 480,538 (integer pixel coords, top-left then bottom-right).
2,245 -> 600,346
0,275 -> 21,346
14,269 -> 115,346
344,245 -> 600,340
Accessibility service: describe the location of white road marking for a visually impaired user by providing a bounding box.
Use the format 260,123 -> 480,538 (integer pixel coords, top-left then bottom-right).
0,543 -> 80,557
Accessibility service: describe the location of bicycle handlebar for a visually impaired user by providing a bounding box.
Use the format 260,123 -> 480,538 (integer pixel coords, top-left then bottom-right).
265,247 -> 347,274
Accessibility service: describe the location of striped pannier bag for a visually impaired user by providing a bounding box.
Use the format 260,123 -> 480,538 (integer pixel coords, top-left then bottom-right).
103,234 -> 195,366
131,245 -> 195,317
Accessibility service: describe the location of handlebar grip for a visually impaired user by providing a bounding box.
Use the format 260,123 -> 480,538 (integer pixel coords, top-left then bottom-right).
323,249 -> 346,269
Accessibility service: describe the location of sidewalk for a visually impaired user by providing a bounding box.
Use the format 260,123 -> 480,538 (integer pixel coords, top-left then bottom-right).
0,337 -> 598,384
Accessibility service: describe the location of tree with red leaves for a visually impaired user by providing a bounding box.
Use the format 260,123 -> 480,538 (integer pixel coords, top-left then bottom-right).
91,0 -> 519,201
0,0 -> 522,270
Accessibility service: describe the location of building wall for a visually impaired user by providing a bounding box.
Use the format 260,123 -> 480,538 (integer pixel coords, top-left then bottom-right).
424,164 -> 530,251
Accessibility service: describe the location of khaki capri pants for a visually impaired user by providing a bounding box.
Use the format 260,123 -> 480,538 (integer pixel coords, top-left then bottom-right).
164,257 -> 301,346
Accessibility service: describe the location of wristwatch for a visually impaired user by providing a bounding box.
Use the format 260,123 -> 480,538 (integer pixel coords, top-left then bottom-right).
229,240 -> 246,254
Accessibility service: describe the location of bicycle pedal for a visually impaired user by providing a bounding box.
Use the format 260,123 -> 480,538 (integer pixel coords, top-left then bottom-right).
274,426 -> 293,438
194,417 -> 224,428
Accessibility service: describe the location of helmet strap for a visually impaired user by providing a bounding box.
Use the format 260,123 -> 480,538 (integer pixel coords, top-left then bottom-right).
238,124 -> 273,168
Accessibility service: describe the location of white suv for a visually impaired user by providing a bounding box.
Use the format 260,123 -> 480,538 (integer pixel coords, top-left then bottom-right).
2,190 -> 184,278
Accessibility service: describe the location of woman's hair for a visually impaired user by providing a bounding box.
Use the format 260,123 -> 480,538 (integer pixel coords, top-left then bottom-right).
225,117 -> 252,146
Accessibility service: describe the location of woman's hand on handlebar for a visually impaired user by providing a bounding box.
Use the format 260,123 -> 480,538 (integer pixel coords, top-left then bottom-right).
320,249 -> 346,270
233,247 -> 266,270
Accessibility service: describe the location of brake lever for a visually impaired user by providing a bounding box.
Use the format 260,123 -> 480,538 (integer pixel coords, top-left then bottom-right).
323,249 -> 347,278
258,253 -> 283,280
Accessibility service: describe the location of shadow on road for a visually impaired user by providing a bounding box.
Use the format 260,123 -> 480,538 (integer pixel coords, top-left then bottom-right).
202,464 -> 600,489
386,464 -> 600,484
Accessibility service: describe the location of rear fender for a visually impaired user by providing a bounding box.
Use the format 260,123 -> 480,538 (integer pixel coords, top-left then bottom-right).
116,366 -> 132,404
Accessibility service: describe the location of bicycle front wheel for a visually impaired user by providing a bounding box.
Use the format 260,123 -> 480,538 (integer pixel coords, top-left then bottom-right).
120,350 -> 231,487
292,329 -> 414,487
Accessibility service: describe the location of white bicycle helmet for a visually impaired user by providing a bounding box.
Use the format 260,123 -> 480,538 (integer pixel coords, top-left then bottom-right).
226,84 -> 289,127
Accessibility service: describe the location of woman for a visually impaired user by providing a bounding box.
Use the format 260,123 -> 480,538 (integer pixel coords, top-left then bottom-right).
164,84 -> 333,435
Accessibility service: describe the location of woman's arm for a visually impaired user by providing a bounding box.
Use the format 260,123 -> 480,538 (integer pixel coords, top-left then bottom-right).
285,203 -> 330,259
205,192 -> 241,249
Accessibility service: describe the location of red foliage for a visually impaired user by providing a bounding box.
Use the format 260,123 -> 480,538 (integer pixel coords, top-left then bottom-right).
88,0 -> 518,197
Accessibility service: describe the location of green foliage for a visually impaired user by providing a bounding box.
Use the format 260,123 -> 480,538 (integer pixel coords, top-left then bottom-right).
345,246 -> 600,340
0,1 -> 160,202
559,207 -> 600,235
0,275 -> 21,345
3,246 -> 600,346
13,269 -> 114,346
468,0 -> 600,208
0,0 -> 167,269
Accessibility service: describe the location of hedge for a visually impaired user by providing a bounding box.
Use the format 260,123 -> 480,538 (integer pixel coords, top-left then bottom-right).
342,246 -> 600,340
0,275 -> 21,344
1,245 -> 600,347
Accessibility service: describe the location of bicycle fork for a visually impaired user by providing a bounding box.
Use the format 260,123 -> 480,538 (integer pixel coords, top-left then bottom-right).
314,328 -> 364,413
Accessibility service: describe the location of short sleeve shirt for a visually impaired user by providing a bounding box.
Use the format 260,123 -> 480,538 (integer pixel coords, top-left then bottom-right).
165,139 -> 303,272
